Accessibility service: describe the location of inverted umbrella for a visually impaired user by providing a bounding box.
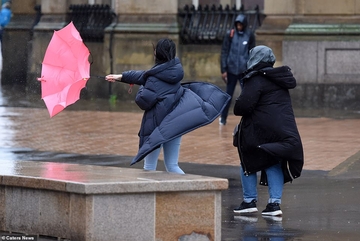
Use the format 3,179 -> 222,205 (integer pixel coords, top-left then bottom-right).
38,21 -> 90,117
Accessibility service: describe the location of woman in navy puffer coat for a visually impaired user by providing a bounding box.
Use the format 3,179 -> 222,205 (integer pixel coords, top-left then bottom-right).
106,39 -> 230,173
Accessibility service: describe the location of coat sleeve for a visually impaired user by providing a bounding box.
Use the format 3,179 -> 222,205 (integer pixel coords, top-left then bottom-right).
220,31 -> 231,74
135,78 -> 159,111
121,70 -> 146,85
233,77 -> 262,116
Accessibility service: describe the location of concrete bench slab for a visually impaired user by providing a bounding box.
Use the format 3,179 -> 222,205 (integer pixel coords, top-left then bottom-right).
0,160 -> 228,241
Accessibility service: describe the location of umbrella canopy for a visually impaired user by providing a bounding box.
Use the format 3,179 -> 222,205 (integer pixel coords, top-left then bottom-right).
38,21 -> 90,117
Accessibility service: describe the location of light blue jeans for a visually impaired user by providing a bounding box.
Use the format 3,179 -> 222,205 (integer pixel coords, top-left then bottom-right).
144,136 -> 185,174
240,163 -> 284,204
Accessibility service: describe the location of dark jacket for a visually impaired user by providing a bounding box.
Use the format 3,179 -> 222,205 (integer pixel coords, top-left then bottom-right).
233,62 -> 304,184
220,14 -> 255,75
121,58 -> 231,165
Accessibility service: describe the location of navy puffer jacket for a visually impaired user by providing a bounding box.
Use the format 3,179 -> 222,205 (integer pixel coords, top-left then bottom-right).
122,58 -> 184,147
121,57 -> 231,165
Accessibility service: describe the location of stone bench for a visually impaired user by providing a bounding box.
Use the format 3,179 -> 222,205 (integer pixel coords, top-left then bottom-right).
0,160 -> 228,241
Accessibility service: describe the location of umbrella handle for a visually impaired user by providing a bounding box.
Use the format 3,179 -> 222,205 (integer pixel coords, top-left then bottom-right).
91,75 -> 105,79
37,77 -> 46,82
128,84 -> 134,94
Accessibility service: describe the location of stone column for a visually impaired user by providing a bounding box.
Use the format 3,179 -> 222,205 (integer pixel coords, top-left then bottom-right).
36,0 -> 69,29
104,0 -> 181,98
26,0 -> 70,93
255,0 -> 297,65
1,0 -> 38,86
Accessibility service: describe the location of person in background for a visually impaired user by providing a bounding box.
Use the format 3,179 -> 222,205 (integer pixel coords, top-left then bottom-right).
105,38 -> 230,174
0,1 -> 11,42
219,14 -> 255,125
0,1 -> 11,72
233,45 -> 304,216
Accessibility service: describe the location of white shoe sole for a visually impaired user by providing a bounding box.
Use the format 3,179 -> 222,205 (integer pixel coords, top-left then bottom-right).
233,207 -> 258,214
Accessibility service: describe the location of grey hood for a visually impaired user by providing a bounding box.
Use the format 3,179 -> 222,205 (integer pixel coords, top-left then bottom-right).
247,45 -> 276,69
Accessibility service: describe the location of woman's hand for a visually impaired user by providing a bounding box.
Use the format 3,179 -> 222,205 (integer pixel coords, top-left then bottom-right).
105,74 -> 122,82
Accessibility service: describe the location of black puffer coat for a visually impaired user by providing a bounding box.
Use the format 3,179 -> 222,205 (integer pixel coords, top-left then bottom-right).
233,62 -> 304,184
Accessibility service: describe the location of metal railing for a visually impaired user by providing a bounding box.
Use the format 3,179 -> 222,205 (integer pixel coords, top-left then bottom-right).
178,4 -> 265,44
68,4 -> 116,42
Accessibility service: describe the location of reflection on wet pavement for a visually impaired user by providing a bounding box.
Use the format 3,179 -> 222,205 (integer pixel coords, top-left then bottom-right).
221,170 -> 360,241
1,84 -> 360,118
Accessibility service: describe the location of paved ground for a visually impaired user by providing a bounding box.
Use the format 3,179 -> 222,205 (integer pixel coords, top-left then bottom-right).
0,89 -> 360,240
0,105 -> 359,171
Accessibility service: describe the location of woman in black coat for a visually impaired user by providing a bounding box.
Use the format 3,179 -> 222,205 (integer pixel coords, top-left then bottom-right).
233,45 -> 304,216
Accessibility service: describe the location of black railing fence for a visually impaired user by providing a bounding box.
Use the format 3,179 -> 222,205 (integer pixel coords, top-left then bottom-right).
66,4 -> 264,44
68,4 -> 116,42
178,4 -> 265,44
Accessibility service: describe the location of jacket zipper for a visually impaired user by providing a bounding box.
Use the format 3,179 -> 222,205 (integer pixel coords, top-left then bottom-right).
238,118 -> 250,176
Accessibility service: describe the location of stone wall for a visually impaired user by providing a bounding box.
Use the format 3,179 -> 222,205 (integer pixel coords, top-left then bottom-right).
2,0 -> 360,110
256,0 -> 360,110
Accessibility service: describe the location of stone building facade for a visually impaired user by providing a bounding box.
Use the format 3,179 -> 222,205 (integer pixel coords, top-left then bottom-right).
2,0 -> 360,109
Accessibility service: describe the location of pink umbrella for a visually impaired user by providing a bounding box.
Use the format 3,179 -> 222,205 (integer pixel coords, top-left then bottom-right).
38,21 -> 90,117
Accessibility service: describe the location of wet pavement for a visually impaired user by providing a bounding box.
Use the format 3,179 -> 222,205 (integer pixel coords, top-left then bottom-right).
0,85 -> 360,240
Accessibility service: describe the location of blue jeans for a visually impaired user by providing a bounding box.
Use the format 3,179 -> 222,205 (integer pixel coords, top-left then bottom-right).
220,72 -> 243,124
240,163 -> 284,204
144,136 -> 185,174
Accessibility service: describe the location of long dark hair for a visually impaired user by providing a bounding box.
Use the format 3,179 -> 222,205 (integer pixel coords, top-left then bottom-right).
153,38 -> 176,64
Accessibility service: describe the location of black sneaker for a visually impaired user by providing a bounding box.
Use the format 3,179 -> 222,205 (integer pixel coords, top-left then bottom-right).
261,203 -> 283,216
233,200 -> 258,214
